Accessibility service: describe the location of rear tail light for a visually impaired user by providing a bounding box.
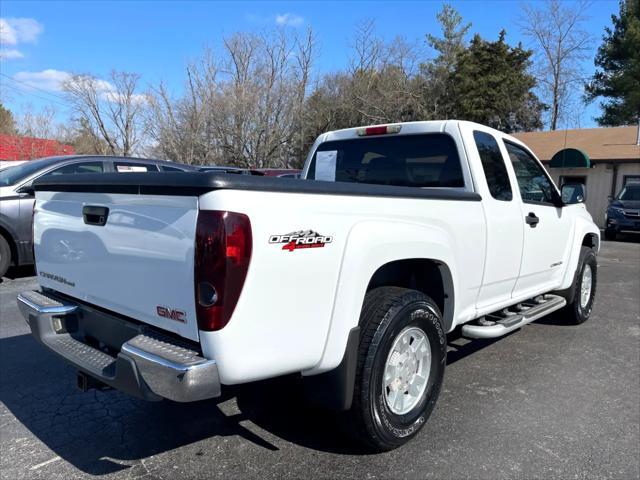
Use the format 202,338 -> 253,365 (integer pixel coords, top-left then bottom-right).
356,124 -> 402,136
194,210 -> 252,331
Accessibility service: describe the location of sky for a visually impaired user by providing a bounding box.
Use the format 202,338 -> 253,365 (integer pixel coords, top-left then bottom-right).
0,0 -> 621,131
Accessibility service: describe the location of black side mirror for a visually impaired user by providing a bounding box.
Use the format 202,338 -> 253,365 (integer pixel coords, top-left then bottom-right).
16,184 -> 35,196
561,183 -> 586,205
607,195 -> 613,202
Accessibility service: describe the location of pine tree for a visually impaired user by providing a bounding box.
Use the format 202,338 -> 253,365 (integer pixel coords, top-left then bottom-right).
0,103 -> 17,135
585,0 -> 640,126
451,31 -> 544,132
421,4 -> 471,119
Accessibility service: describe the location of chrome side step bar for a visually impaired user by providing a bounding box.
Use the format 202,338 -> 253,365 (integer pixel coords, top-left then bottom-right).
462,294 -> 566,339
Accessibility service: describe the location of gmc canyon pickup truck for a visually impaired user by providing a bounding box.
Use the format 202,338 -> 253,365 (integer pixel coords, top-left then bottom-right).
18,120 -> 599,451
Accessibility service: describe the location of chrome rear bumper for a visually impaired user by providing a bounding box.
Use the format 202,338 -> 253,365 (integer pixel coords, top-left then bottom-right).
17,290 -> 220,402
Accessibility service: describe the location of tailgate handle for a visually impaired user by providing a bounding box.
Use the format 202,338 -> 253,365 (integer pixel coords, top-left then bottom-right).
83,206 -> 109,226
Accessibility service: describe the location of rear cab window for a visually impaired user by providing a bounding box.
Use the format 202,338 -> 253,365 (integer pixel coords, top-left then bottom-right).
306,134 -> 465,188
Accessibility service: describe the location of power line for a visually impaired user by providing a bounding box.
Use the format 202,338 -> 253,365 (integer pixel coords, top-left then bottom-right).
0,81 -> 68,108
0,72 -> 69,104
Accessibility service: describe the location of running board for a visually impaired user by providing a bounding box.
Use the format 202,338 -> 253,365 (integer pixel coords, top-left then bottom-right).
462,294 -> 566,339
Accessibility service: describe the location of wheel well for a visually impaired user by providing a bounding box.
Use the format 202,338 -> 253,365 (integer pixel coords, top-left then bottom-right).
0,226 -> 17,266
582,233 -> 599,251
366,258 -> 454,331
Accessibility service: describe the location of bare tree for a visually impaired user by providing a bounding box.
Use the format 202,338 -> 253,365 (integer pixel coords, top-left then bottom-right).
63,70 -> 147,156
147,28 -> 316,168
519,0 -> 592,130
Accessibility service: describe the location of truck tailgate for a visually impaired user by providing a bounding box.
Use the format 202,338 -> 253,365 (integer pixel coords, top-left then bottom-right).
34,190 -> 200,341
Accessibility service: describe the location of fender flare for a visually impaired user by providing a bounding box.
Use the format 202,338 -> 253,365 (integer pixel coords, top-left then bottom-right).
303,220 -> 459,389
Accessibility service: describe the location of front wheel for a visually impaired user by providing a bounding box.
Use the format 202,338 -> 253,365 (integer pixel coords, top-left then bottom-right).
558,246 -> 597,325
348,287 -> 446,451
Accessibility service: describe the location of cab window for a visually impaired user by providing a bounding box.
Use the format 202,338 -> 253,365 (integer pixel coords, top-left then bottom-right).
504,141 -> 556,205
473,131 -> 512,201
307,134 -> 464,188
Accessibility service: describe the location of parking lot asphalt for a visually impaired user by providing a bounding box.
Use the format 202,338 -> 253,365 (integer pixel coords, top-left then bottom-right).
1,239 -> 639,480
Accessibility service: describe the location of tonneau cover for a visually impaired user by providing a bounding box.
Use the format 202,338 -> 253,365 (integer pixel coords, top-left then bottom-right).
33,171 -> 482,201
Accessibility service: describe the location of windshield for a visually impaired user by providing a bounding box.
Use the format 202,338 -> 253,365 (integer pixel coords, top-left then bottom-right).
618,185 -> 640,201
0,158 -> 61,187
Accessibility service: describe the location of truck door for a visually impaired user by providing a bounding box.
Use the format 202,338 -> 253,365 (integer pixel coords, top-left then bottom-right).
503,140 -> 573,298
471,130 -> 525,310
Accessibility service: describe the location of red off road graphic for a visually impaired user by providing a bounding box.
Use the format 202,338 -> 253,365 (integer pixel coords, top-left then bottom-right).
269,230 -> 333,252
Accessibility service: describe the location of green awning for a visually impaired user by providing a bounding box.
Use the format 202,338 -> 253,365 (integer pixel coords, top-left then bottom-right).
549,148 -> 591,168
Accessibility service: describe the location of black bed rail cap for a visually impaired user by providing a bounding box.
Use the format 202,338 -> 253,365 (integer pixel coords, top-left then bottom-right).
33,171 -> 482,201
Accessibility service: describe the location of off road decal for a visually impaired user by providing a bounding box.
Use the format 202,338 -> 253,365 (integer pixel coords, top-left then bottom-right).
269,230 -> 333,252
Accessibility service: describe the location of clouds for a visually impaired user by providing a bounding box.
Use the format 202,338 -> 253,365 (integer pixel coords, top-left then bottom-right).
247,12 -> 305,28
0,48 -> 23,60
12,69 -> 146,105
275,13 -> 304,27
0,17 -> 43,61
14,69 -> 71,91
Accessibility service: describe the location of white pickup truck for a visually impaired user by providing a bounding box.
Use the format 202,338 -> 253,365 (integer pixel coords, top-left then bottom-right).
18,120 -> 599,451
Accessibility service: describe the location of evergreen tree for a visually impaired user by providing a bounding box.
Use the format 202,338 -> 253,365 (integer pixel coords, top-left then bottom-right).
0,103 -> 16,135
451,31 -> 545,132
585,0 -> 640,126
421,4 -> 471,119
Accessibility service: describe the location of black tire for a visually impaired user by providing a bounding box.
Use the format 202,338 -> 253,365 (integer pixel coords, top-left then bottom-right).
604,228 -> 616,241
348,287 -> 446,451
0,235 -> 11,278
558,246 -> 597,325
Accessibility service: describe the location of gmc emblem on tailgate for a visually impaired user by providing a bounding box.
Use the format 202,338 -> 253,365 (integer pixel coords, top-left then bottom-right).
156,306 -> 187,323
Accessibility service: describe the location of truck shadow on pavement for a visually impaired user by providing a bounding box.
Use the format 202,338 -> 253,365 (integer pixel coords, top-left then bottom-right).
0,334 -> 371,475
2,318 -> 578,475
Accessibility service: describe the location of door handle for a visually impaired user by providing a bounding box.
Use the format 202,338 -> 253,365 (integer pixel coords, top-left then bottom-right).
525,212 -> 539,228
83,206 -> 109,226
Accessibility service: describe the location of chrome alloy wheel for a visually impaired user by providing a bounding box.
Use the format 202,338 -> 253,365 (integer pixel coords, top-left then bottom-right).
580,264 -> 593,309
383,326 -> 431,415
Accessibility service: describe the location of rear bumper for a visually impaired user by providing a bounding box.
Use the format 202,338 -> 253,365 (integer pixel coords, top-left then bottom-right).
17,290 -> 221,402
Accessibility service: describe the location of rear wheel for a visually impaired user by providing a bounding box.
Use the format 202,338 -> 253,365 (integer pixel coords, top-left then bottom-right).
348,287 -> 446,451
558,246 -> 597,325
0,235 -> 11,278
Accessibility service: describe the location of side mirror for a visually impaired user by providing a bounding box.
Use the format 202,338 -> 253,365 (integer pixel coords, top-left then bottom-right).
16,184 -> 35,197
561,183 -> 585,205
607,195 -> 613,202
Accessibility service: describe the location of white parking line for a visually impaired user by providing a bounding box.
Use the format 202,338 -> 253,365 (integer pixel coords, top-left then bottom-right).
30,456 -> 61,470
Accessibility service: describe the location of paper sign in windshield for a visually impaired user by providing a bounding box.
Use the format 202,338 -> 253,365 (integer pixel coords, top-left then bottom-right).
315,150 -> 337,181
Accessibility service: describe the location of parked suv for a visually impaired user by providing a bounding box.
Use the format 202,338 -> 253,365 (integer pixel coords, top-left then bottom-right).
0,155 -> 194,277
604,183 -> 640,240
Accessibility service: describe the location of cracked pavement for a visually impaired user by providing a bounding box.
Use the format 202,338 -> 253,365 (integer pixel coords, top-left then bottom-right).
0,239 -> 639,480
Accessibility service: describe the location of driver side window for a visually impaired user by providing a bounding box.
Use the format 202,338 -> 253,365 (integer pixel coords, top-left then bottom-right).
504,142 -> 556,205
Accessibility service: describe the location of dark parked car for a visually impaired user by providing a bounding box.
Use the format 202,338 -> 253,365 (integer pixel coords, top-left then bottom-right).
0,155 -> 194,277
604,183 -> 640,240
